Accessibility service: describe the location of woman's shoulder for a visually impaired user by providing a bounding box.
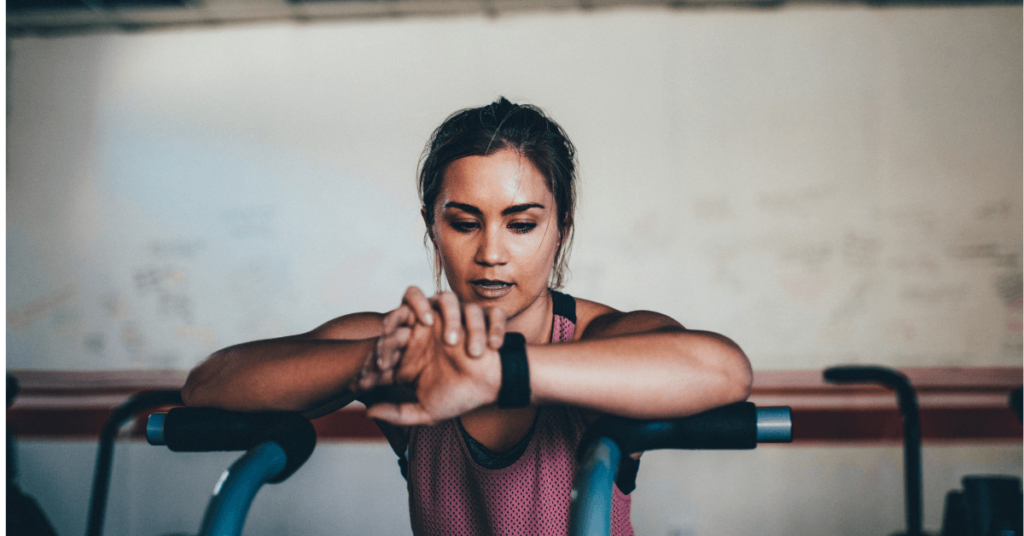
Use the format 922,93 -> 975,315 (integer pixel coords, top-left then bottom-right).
568,294 -> 685,340
305,311 -> 387,340
565,296 -> 618,340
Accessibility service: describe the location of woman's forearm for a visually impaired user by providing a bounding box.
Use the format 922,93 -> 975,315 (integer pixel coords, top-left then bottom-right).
527,330 -> 752,419
182,337 -> 376,412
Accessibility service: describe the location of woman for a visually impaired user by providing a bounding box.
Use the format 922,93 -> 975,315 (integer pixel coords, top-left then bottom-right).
182,97 -> 752,535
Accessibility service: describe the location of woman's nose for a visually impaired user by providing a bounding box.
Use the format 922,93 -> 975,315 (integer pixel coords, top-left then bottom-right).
476,227 -> 508,266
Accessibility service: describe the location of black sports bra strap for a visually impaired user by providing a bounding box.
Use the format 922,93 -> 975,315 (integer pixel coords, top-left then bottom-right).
549,289 -> 576,324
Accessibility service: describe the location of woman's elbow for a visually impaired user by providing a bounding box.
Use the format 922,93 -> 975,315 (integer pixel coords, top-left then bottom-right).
180,351 -> 228,407
720,340 -> 752,404
726,352 -> 753,403
180,368 -> 208,407
688,332 -> 752,405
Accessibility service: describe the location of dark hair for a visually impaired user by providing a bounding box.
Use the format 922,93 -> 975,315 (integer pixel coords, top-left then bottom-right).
419,97 -> 578,290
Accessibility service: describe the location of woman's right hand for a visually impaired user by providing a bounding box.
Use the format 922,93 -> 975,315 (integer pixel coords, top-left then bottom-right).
352,287 -> 506,393
366,307 -> 504,426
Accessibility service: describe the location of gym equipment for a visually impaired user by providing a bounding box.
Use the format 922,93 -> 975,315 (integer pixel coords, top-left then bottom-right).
8,374 -> 59,536
568,401 -> 793,536
8,373 -> 183,536
148,402 -> 790,536
938,386 -> 1023,536
825,365 -> 925,536
147,408 -> 317,536
940,475 -> 1022,536
824,365 -> 1023,536
86,389 -> 183,536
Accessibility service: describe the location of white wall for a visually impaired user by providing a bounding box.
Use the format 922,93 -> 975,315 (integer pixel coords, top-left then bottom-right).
7,5 -> 1022,372
7,6 -> 1022,536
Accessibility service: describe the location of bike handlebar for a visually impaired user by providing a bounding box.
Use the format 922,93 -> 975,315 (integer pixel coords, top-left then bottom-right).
147,407 -> 316,484
577,402 -> 791,461
570,402 -> 792,536
150,402 -> 790,536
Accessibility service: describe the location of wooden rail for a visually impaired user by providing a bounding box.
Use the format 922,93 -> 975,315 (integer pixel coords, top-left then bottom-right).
7,367 -> 1021,444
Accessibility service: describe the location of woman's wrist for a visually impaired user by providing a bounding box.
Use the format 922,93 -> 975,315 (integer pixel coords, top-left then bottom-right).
496,332 -> 531,408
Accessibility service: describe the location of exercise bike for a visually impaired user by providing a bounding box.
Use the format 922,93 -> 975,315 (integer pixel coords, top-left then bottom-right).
824,365 -> 1022,536
146,401 -> 792,536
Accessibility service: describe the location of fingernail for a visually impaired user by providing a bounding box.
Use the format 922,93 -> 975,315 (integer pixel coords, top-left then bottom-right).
424,312 -> 434,325
446,331 -> 458,345
470,343 -> 482,357
491,336 -> 502,348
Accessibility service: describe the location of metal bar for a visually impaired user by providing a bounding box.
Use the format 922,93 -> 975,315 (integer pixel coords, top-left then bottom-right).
197,442 -> 288,536
568,437 -> 621,536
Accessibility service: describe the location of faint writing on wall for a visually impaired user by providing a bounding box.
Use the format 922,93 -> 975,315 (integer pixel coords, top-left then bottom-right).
134,265 -> 193,324
7,284 -> 78,332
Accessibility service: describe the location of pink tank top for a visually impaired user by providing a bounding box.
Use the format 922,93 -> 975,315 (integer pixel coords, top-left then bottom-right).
405,292 -> 634,535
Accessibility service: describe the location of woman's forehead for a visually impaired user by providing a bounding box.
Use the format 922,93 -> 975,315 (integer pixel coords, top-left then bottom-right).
439,151 -> 553,208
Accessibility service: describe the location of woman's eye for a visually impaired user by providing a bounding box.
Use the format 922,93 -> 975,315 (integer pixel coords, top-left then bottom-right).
509,221 -> 540,233
452,221 -> 479,233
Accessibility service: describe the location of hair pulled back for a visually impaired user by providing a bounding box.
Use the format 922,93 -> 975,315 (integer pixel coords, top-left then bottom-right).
419,97 -> 578,290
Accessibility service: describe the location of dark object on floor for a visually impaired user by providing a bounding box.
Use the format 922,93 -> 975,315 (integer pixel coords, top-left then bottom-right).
940,476 -> 1022,536
8,374 -> 60,536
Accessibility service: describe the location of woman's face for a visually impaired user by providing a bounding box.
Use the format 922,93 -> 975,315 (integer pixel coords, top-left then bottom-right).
428,149 -> 561,320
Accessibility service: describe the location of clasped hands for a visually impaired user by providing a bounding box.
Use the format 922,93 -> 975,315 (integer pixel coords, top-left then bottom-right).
353,286 -> 510,426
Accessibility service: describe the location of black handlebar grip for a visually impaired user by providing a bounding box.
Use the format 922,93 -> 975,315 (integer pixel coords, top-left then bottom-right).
578,401 -> 758,460
155,407 -> 316,483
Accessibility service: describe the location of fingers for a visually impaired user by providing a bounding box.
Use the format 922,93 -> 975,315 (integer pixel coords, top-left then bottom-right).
392,322 -> 436,385
376,326 -> 412,371
463,303 -> 487,357
485,307 -> 507,350
354,324 -> 412,393
381,305 -> 414,334
383,287 -> 434,336
424,295 -> 503,357
353,350 -> 382,392
433,292 -> 462,346
393,289 -> 499,357
365,402 -> 436,426
402,286 -> 434,327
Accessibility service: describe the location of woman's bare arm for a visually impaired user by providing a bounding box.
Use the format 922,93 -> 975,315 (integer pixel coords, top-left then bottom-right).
181,312 -> 385,413
529,309 -> 752,419
181,287 -> 508,416
366,306 -> 752,425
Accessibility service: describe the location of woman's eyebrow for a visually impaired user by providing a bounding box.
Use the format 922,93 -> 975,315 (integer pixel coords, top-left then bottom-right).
444,202 -> 482,215
502,203 -> 544,216
443,202 -> 544,216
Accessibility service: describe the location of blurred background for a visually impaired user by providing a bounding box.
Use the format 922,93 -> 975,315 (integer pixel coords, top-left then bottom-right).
6,0 -> 1022,534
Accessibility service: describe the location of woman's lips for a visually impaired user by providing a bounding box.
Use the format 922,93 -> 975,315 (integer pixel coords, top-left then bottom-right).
471,279 -> 514,299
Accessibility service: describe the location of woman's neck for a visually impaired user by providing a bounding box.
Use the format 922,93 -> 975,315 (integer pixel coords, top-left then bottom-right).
505,289 -> 554,344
